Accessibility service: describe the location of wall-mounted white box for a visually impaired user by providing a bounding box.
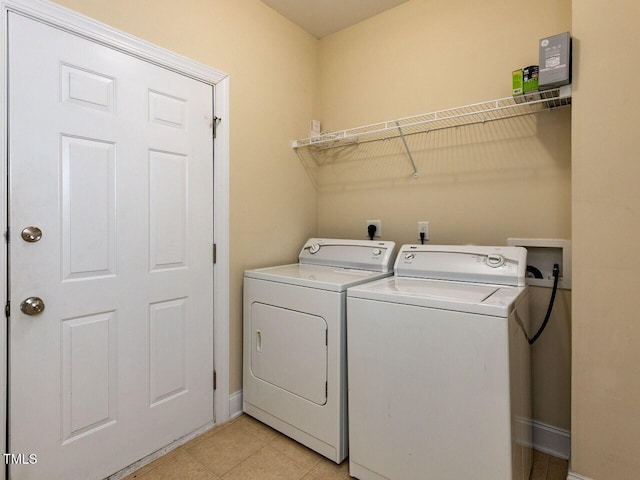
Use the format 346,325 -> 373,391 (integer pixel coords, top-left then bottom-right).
507,238 -> 571,289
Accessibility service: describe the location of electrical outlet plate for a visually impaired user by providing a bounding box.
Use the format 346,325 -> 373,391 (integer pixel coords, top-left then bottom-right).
418,221 -> 429,241
366,220 -> 382,238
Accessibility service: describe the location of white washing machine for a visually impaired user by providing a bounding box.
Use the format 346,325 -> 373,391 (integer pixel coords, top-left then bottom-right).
347,244 -> 532,480
243,238 -> 396,463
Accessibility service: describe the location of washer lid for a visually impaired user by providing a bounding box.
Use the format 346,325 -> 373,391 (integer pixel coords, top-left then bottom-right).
245,263 -> 392,292
347,276 -> 528,316
385,277 -> 499,303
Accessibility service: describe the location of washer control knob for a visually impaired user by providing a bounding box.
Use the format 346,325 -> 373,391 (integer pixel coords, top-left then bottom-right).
372,248 -> 382,256
487,254 -> 505,268
404,253 -> 415,260
309,243 -> 321,254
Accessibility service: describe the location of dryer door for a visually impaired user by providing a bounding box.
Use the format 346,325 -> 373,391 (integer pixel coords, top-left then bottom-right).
250,303 -> 328,405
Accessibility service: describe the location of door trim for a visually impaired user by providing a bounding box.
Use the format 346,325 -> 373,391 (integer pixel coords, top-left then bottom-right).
0,1 -> 231,474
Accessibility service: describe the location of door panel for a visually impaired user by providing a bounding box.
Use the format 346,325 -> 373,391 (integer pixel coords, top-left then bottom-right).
61,311 -> 118,443
8,12 -> 214,479
150,298 -> 188,405
149,150 -> 188,270
61,136 -> 117,279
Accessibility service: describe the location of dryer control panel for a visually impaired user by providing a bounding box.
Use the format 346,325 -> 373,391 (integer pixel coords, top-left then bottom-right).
395,244 -> 527,286
300,238 -> 396,272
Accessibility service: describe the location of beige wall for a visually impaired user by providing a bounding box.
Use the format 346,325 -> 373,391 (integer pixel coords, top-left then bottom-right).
572,1 -> 640,478
530,287 -> 571,430
314,0 -> 572,430
51,0 -> 319,394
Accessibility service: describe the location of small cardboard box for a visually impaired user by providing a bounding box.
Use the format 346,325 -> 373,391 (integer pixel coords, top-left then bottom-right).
512,69 -> 524,96
523,65 -> 539,93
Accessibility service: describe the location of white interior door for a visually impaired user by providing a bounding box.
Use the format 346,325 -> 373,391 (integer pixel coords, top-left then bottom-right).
8,12 -> 214,479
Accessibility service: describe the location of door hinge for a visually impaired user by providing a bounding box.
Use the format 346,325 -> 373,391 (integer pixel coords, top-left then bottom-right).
213,243 -> 217,264
325,329 -> 328,346
212,116 -> 221,139
213,370 -> 217,390
4,227 -> 9,243
5,301 -> 9,318
325,381 -> 328,398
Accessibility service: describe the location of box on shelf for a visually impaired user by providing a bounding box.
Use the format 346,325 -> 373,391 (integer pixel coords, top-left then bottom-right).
523,65 -> 539,93
539,32 -> 571,89
512,69 -> 524,96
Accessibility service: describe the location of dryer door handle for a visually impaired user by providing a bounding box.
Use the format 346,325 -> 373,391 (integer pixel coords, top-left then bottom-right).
256,330 -> 262,352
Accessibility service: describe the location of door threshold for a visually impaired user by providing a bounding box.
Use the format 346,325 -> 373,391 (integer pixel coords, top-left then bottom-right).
106,420 -> 217,480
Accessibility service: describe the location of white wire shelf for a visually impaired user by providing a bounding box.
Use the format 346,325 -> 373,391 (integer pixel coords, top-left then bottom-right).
291,86 -> 571,152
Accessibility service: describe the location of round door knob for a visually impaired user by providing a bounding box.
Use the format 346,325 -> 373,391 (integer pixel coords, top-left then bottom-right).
20,297 -> 45,316
21,226 -> 42,243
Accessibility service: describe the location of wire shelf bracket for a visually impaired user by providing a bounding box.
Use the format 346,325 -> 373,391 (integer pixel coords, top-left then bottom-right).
394,120 -> 419,179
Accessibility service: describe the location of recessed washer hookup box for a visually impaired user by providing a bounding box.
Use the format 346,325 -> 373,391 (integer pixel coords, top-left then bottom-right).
539,32 -> 571,89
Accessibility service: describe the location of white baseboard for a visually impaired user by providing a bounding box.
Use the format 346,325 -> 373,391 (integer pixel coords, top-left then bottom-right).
567,472 -> 593,480
229,389 -> 243,420
532,420 -> 571,460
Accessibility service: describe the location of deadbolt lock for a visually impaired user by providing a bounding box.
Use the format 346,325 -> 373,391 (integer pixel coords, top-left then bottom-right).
21,226 -> 42,243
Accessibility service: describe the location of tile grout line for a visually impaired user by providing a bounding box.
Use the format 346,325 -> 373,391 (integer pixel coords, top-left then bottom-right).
535,451 -> 550,480
217,442 -> 268,478
180,446 -> 223,480
184,417 -> 269,479
264,434 -> 323,480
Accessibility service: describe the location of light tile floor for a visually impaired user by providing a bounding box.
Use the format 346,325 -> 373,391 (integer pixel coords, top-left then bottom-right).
530,448 -> 570,480
124,414 -> 568,480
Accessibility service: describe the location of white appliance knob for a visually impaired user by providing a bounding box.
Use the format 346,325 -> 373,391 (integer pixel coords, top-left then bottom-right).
309,244 -> 320,254
372,248 -> 382,256
405,253 -> 415,260
487,254 -> 505,267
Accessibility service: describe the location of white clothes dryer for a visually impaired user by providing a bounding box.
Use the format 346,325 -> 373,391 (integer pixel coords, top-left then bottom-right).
347,244 -> 532,480
243,238 -> 396,463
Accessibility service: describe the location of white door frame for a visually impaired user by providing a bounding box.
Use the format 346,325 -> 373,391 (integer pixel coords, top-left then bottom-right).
0,0 -> 231,472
